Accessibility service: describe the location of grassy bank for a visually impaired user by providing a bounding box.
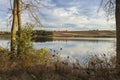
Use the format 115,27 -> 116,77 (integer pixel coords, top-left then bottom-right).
0,47 -> 119,80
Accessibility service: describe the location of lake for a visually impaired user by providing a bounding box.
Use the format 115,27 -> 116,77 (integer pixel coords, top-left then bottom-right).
0,37 -> 116,63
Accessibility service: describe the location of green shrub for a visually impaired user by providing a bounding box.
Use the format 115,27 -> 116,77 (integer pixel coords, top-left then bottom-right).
15,23 -> 51,65
16,23 -> 34,56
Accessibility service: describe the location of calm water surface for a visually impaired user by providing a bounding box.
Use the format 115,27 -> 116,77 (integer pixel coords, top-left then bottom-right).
0,37 -> 116,62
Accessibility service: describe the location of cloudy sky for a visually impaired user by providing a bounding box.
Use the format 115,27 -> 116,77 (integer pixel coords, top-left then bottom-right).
0,0 -> 115,31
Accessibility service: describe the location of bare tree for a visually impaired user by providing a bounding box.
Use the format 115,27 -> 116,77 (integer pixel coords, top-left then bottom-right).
100,0 -> 120,69
10,0 -> 44,56
99,0 -> 115,19
17,0 -> 22,55
11,0 -> 18,56
116,0 -> 120,69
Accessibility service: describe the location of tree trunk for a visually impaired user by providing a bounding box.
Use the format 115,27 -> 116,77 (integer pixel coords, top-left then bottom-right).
116,0 -> 120,68
11,0 -> 17,56
17,0 -> 22,55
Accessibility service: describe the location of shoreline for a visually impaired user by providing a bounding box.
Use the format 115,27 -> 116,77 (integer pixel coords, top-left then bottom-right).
0,30 -> 116,38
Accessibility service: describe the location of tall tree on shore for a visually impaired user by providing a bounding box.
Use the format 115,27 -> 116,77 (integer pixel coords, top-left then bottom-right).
17,0 -> 22,55
11,0 -> 18,56
10,0 -> 43,56
100,0 -> 120,68
116,0 -> 120,68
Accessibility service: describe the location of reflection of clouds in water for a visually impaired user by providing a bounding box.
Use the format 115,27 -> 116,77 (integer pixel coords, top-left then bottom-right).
65,42 -> 114,55
0,40 -> 10,49
0,38 -> 116,61
33,39 -> 116,62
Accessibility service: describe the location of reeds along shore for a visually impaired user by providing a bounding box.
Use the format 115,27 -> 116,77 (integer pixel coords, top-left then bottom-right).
0,47 -> 119,80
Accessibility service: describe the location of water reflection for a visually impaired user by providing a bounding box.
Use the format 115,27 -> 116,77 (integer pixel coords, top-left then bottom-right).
33,37 -> 53,42
0,40 -> 10,49
34,38 -> 116,62
0,37 -> 116,62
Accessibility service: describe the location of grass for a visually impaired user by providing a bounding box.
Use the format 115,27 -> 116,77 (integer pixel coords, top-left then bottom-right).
0,47 -> 120,80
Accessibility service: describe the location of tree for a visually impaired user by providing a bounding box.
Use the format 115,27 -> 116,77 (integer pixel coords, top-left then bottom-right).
17,0 -> 22,55
10,0 -> 43,57
11,0 -> 17,56
100,0 -> 120,68
116,0 -> 120,68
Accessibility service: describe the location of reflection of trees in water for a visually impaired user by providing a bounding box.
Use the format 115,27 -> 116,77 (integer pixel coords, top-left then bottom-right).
0,35 -> 11,40
92,40 -> 99,43
0,35 -> 115,44
66,40 -> 68,45
33,37 -> 53,42
54,39 -> 114,43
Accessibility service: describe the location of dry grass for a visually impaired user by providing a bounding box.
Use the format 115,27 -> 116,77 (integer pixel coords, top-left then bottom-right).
0,47 -> 120,80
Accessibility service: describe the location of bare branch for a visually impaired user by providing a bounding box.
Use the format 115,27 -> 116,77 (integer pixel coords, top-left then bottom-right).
99,0 -> 115,19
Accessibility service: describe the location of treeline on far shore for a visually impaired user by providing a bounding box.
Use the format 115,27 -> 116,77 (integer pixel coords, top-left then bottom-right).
0,31 -> 11,35
0,30 -> 53,36
0,30 -> 116,38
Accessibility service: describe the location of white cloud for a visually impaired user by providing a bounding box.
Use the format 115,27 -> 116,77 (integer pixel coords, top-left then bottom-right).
0,0 -> 116,31
0,0 -> 8,4
40,5 -> 115,31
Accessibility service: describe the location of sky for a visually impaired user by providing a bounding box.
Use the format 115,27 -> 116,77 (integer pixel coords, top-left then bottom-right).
0,0 -> 115,31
